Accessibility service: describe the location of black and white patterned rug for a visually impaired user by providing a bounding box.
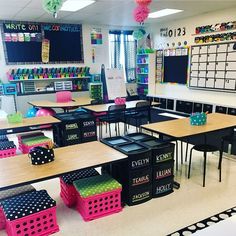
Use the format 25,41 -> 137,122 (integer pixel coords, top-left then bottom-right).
168,206 -> 236,236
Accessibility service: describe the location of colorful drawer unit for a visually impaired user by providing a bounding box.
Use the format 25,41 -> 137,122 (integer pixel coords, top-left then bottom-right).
0,185 -> 36,230
0,141 -> 16,158
60,168 -> 99,207
73,174 -> 122,221
152,175 -> 174,198
0,190 -> 59,236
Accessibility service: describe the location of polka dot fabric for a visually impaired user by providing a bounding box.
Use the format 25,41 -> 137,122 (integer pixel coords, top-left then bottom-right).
0,141 -> 16,150
73,174 -> 121,198
61,168 -> 99,185
0,185 -> 35,201
168,206 -> 236,235
0,135 -> 9,142
28,147 -> 54,165
1,190 -> 56,221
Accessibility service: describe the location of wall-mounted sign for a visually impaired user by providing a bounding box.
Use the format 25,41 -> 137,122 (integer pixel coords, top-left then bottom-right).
160,27 -> 186,38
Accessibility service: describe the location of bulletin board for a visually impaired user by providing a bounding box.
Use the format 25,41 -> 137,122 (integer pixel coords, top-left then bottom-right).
105,68 -> 127,100
1,21 -> 84,64
163,48 -> 189,84
189,42 -> 236,92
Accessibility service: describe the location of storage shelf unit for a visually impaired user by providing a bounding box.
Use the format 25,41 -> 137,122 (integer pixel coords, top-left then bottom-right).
136,53 -> 156,96
189,42 -> 236,92
156,50 -> 164,83
9,77 -> 90,95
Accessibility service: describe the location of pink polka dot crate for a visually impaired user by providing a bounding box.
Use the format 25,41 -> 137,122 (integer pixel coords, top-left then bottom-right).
73,174 -> 122,221
60,168 -> 99,207
0,190 -> 59,236
0,185 -> 35,230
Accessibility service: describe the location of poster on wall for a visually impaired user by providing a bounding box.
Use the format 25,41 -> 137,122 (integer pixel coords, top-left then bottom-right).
1,21 -> 84,64
91,28 -> 103,45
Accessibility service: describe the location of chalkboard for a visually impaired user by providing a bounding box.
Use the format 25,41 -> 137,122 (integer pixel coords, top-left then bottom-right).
163,56 -> 188,84
1,21 -> 84,64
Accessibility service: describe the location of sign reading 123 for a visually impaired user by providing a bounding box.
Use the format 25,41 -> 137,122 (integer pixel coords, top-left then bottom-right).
160,27 -> 186,37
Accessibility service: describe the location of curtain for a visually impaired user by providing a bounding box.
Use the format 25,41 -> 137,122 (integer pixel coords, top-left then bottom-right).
109,30 -> 137,82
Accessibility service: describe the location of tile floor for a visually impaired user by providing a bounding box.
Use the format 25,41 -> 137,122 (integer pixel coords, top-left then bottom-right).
1,123 -> 236,236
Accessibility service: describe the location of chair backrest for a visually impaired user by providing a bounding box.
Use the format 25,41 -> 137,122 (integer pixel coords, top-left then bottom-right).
91,99 -> 103,105
56,91 -> 72,103
136,101 -> 151,113
108,104 -> 126,119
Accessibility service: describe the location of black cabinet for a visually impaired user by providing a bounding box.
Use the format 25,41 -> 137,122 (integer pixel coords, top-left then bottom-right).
216,106 -> 227,114
167,99 -> 174,110
160,98 -> 167,109
176,100 -> 185,113
203,104 -> 213,113
193,103 -> 203,113
228,108 -> 236,116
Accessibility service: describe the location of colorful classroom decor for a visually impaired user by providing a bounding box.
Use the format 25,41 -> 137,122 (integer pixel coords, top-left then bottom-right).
190,112 -> 207,126
195,32 -> 236,44
25,107 -> 38,118
91,28 -> 103,45
43,0 -> 63,18
36,108 -> 56,117
7,112 -> 23,123
133,0 -> 152,24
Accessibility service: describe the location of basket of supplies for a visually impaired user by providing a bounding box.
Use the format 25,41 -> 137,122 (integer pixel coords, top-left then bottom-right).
190,112 -> 207,126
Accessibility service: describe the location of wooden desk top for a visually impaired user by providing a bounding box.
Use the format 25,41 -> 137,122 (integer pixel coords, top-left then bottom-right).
0,141 -> 127,190
141,113 -> 236,138
29,97 -> 92,108
83,100 -> 160,112
0,116 -> 60,131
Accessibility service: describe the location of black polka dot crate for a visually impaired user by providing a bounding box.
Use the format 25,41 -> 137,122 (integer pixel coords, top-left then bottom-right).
60,168 -> 99,207
0,185 -> 36,230
0,141 -> 16,159
1,190 -> 59,236
28,147 -> 54,165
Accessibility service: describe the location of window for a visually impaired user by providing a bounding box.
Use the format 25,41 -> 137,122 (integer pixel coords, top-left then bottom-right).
109,30 -> 137,82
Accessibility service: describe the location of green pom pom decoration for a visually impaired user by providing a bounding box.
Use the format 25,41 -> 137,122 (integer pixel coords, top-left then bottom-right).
133,29 -> 145,41
43,0 -> 63,15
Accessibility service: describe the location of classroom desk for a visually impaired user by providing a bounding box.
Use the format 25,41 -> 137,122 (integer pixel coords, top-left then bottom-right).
0,141 -> 127,191
83,100 -> 160,113
141,113 -> 236,139
29,97 -> 93,112
0,116 -> 61,135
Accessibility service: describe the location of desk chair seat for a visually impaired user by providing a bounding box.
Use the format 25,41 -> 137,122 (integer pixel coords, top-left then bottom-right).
188,144 -> 221,187
98,104 -> 126,138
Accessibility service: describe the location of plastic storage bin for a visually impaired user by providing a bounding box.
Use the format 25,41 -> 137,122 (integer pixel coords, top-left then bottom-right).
73,174 -> 122,221
1,190 -> 59,236
152,175 -> 174,198
124,133 -> 153,142
0,141 -> 16,158
100,136 -> 132,147
60,168 -> 99,207
153,160 -> 174,180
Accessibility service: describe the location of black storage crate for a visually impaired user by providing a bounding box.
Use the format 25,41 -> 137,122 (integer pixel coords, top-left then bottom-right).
139,138 -> 175,165
53,112 -> 97,146
203,104 -> 213,113
124,133 -> 153,142
167,99 -> 174,110
101,136 -> 132,147
122,184 -> 152,206
153,160 -> 174,180
110,165 -> 152,188
228,108 -> 236,116
216,106 -> 227,114
160,98 -> 167,109
176,100 -> 185,113
193,103 -> 203,113
114,143 -> 152,170
152,175 -> 174,198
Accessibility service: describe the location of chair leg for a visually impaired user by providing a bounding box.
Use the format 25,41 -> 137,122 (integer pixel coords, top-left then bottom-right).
135,119 -> 138,132
188,147 -> 194,179
118,122 -> 120,136
109,123 -> 111,137
185,142 -> 189,162
106,122 -> 107,133
181,141 -> 183,164
175,141 -> 178,171
203,151 -> 207,187
219,140 -> 224,182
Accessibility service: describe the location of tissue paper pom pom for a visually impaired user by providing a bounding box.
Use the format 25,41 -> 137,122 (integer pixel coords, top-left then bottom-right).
43,0 -> 62,14
133,5 -> 150,23
132,29 -> 145,40
135,0 -> 152,6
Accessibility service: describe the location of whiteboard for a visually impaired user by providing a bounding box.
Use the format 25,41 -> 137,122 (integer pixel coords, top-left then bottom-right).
105,68 -> 127,100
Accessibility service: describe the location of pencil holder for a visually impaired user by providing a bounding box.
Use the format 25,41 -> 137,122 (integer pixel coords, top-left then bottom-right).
190,112 -> 207,126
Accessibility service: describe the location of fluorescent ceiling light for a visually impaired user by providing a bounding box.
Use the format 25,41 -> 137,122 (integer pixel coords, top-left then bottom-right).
148,9 -> 183,18
60,0 -> 95,12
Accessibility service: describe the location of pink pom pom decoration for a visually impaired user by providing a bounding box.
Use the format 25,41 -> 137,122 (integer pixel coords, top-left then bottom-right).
133,5 -> 150,23
135,0 -> 152,6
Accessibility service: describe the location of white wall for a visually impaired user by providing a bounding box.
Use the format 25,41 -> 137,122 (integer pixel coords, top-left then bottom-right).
148,7 -> 236,107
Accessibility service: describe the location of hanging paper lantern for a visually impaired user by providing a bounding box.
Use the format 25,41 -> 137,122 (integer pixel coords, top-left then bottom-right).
133,5 -> 150,24
135,0 -> 152,6
132,29 -> 145,40
43,0 -> 63,17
